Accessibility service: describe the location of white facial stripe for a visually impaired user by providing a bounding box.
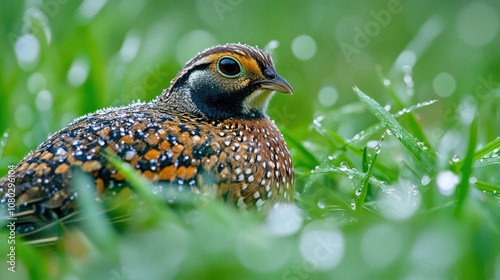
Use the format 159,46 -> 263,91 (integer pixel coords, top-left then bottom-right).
242,89 -> 275,113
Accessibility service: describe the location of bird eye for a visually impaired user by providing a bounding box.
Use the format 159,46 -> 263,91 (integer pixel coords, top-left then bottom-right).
217,57 -> 242,78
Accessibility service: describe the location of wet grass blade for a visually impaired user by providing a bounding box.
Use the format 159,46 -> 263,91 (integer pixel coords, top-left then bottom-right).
282,130 -> 319,169
475,180 -> 500,194
72,169 -> 116,250
452,137 -> 500,171
455,116 -> 478,214
353,87 -> 436,174
473,156 -> 500,168
472,137 -> 500,161
104,152 -> 161,205
355,147 -> 378,212
312,165 -> 393,193
347,100 -> 438,148
104,152 -> 181,223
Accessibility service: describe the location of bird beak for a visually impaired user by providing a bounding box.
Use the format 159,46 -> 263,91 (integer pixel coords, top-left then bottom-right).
256,69 -> 293,94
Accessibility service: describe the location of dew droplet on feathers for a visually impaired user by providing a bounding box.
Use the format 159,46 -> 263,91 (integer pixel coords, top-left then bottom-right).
255,198 -> 265,208
55,147 -> 66,156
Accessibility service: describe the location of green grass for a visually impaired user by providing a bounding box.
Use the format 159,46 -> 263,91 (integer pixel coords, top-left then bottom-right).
1,0 -> 500,279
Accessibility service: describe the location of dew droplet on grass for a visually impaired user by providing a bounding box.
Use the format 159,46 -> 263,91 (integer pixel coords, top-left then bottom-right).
420,175 -> 431,186
339,162 -> 348,171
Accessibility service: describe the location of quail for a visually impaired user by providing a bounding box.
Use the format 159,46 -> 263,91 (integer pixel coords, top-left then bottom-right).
0,43 -> 295,240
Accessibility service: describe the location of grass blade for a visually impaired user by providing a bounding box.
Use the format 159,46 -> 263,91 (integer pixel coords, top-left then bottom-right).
312,165 -> 395,196
452,137 -> 500,171
473,156 -> 500,168
282,130 -> 319,169
355,147 -> 378,212
104,153 -> 182,224
475,180 -> 500,194
347,100 -> 438,148
455,116 -> 478,214
353,87 -> 436,174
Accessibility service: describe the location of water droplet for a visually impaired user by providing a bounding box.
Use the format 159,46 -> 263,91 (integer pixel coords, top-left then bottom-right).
312,116 -> 324,128
420,175 -> 431,186
317,199 -> 326,209
386,129 -> 393,136
451,155 -> 460,163
339,162 -> 348,171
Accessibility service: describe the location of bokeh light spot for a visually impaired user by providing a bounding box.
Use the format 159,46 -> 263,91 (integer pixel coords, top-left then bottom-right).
433,72 -> 456,98
436,171 -> 459,196
361,224 -> 402,268
27,73 -> 46,94
14,34 -> 40,70
176,30 -> 217,66
15,104 -> 34,129
78,0 -> 108,20
299,221 -> 344,270
35,90 -> 53,112
456,2 -> 499,47
119,30 -> 142,63
67,58 -> 90,87
291,35 -> 317,60
236,229 -> 292,272
266,203 -> 303,236
318,86 -> 339,107
411,229 -> 460,272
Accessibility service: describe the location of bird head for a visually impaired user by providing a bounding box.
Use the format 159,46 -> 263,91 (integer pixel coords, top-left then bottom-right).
158,43 -> 293,120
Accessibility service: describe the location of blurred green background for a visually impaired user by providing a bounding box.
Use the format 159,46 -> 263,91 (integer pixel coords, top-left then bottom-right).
1,0 -> 500,279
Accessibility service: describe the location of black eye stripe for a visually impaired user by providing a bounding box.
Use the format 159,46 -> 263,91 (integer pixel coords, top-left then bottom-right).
217,57 -> 242,77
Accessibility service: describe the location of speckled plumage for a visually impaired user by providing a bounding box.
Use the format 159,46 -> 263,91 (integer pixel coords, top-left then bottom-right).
0,43 -> 294,240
